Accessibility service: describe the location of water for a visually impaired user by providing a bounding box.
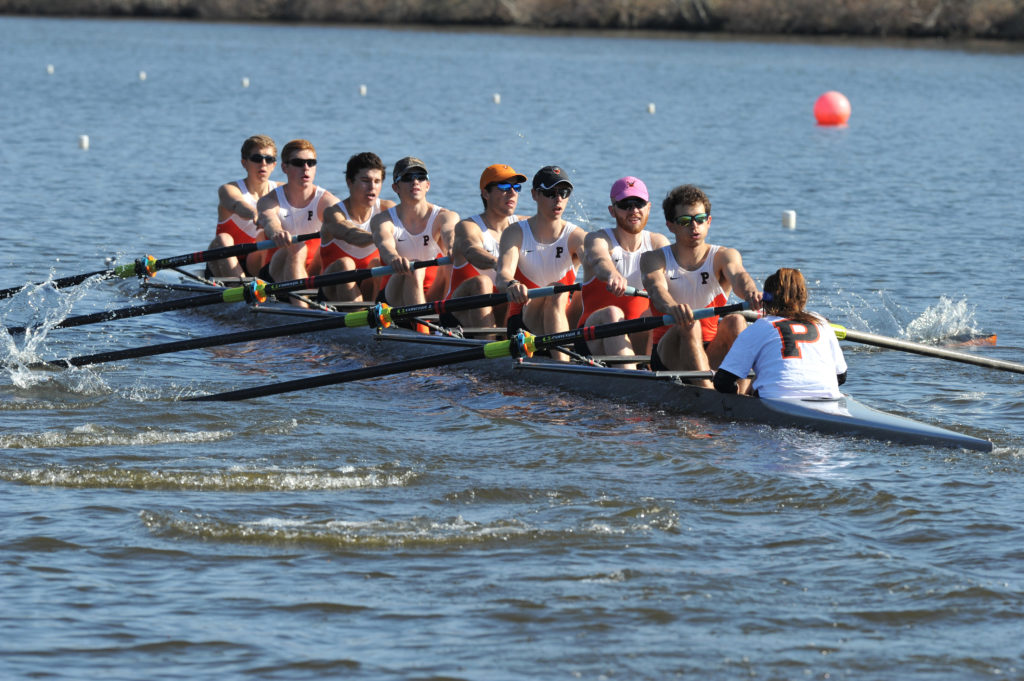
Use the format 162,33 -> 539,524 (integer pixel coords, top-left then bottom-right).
2,16 -> 1023,680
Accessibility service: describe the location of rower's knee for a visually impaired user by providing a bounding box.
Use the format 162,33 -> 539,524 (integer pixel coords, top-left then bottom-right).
586,306 -> 624,326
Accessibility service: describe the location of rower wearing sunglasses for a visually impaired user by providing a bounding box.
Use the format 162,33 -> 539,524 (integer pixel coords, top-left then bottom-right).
575,176 -> 670,369
206,135 -> 283,279
257,139 -> 341,305
640,184 -> 762,388
371,156 -> 459,308
439,163 -> 528,334
496,165 -> 586,354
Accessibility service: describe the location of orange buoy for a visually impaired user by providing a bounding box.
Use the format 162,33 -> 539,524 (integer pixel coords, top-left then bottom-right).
814,91 -> 851,126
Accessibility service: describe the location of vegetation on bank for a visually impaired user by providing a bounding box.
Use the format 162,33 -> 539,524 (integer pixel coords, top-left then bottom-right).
3,0 -> 1023,41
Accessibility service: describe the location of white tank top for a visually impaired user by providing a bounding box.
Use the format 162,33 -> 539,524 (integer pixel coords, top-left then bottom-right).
661,243 -> 726,308
390,205 -> 443,261
468,214 -> 505,261
327,198 -> 382,260
580,228 -> 653,289
275,185 -> 326,236
231,179 -> 261,238
515,219 -> 580,286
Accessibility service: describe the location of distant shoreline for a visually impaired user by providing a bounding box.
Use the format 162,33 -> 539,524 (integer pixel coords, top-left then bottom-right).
3,0 -> 1023,42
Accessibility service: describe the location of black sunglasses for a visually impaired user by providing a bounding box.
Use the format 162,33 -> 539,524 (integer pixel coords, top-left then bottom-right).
247,154 -> 276,164
287,158 -> 318,168
400,173 -> 429,183
615,198 -> 648,211
538,187 -> 571,200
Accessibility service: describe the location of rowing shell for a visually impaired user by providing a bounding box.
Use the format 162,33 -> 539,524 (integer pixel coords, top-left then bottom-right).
144,276 -> 994,452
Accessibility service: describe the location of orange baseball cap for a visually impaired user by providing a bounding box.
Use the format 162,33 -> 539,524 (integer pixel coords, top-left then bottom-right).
479,164 -> 527,192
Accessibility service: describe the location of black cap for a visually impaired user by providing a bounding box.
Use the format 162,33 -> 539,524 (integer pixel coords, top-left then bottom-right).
532,165 -> 573,190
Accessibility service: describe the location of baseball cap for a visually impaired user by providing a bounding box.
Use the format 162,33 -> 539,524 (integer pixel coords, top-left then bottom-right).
532,165 -> 573,190
610,176 -> 649,203
393,156 -> 428,180
480,164 -> 528,191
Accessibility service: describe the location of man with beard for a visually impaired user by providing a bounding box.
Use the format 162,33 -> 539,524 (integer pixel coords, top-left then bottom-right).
439,163 -> 528,332
575,176 -> 669,369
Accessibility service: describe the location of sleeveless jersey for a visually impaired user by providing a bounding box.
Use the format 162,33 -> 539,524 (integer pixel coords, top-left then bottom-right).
508,219 -> 581,317
443,214 -> 510,300
390,205 -> 444,296
718,314 -> 847,398
651,244 -> 728,345
268,185 -> 325,270
319,198 -> 382,270
578,228 -> 654,324
215,179 -> 278,245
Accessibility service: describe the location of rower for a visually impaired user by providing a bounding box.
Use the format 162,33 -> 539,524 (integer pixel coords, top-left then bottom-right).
318,152 -> 396,302
370,156 -> 459,308
439,163 -> 528,333
575,176 -> 669,369
206,135 -> 282,279
257,139 -> 341,306
714,268 -> 848,397
640,184 -> 762,388
495,165 -> 586,355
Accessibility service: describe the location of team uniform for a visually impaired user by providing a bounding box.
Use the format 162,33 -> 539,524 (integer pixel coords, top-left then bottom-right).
507,219 -> 581,320
650,243 -> 729,347
717,314 -> 847,398
442,214 -> 514,300
319,199 -> 383,271
212,179 -> 281,276
258,185 -> 325,282
388,205 -> 444,297
577,228 -> 654,325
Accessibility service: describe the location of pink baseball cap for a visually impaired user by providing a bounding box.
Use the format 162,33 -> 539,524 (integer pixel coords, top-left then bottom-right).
610,176 -> 649,202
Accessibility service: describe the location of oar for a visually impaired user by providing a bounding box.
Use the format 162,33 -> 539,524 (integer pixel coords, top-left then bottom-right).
0,233 -> 319,301
38,283 -> 579,369
739,310 -> 1024,375
4,257 -> 450,336
831,323 -> 1024,375
187,301 -> 748,401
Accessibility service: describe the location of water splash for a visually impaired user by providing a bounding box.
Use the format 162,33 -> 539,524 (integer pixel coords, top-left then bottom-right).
905,296 -> 980,342
1,274 -> 105,389
817,285 -> 981,343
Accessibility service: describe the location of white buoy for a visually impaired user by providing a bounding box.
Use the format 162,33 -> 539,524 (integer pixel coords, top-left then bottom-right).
78,135 -> 90,150
359,84 -> 367,96
241,77 -> 250,88
493,93 -> 501,104
782,210 -> 797,230
647,102 -> 656,114
138,70 -> 147,81
46,64 -> 55,75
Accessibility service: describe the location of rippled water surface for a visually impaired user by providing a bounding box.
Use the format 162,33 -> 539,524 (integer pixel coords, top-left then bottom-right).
1,16 -> 1023,680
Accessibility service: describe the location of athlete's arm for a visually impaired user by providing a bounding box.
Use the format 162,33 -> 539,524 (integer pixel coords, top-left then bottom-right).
495,223 -> 526,303
370,213 -> 410,274
584,231 -> 627,296
218,182 -> 254,221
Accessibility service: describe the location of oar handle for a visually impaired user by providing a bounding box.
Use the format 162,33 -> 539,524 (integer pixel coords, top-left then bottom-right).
262,256 -> 452,296
481,301 -> 751,360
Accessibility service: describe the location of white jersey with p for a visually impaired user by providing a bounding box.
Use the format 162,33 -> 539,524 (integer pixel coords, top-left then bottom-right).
718,314 -> 848,399
275,185 -> 326,235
